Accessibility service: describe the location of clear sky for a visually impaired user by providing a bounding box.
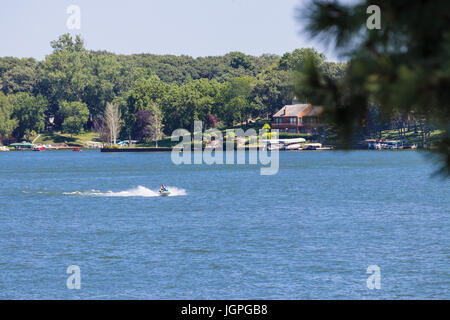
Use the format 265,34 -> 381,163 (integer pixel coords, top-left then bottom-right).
0,0 -> 340,61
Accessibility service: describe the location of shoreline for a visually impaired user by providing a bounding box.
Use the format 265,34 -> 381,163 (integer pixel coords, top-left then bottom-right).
99,147 -> 420,153
3,147 -> 422,153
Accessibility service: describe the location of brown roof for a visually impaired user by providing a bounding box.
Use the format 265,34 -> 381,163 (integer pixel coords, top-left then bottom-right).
273,104 -> 311,117
303,106 -> 323,117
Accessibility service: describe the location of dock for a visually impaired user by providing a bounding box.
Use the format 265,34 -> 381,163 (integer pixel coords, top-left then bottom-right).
101,147 -> 173,152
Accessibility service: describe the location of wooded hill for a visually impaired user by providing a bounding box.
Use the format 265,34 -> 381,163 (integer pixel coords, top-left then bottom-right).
0,34 -> 346,143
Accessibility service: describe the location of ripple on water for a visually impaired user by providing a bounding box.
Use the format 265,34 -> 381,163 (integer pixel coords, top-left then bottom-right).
0,151 -> 448,299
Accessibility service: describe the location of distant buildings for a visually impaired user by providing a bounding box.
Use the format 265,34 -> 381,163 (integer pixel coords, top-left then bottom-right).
272,100 -> 324,134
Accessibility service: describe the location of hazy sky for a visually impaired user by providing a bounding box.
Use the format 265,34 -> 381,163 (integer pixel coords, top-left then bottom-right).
0,0 -> 340,61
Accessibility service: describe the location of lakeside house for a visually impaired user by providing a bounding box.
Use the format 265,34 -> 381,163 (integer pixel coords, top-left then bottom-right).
272,100 -> 324,134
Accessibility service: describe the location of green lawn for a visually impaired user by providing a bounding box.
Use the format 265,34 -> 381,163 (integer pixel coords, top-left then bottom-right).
380,129 -> 444,145
33,131 -> 101,147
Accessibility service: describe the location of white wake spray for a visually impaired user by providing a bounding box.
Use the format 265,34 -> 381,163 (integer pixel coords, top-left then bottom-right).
63,186 -> 187,197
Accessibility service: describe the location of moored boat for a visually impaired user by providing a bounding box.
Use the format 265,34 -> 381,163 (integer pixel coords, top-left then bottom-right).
32,146 -> 46,151
302,143 -> 322,150
9,142 -> 34,150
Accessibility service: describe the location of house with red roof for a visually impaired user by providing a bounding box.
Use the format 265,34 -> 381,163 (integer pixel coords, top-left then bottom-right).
272,100 -> 325,134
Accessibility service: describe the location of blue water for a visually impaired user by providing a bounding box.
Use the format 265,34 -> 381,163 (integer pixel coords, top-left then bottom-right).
0,150 -> 448,299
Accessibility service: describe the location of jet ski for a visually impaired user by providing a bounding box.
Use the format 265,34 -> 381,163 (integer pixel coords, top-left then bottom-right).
159,188 -> 170,196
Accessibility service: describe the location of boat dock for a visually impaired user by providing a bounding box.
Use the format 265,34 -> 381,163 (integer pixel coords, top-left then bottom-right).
101,147 -> 173,152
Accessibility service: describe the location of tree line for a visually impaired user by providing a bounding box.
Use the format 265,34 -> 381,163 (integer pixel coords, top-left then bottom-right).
0,34 -> 346,144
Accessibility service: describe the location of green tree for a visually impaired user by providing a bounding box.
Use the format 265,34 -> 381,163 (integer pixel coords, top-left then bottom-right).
177,79 -> 224,130
84,53 -> 122,118
253,68 -> 295,118
50,33 -> 85,53
229,52 -> 254,70
36,34 -> 92,123
123,75 -> 169,139
220,76 -> 256,125
0,92 -> 17,141
10,92 -> 47,140
58,101 -> 89,136
0,58 -> 38,94
279,48 -> 326,71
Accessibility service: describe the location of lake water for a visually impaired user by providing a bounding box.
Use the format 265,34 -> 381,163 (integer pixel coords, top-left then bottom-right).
0,150 -> 448,299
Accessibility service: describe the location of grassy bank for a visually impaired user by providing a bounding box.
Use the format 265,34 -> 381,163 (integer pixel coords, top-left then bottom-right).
32,131 -> 101,147
379,129 -> 444,146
